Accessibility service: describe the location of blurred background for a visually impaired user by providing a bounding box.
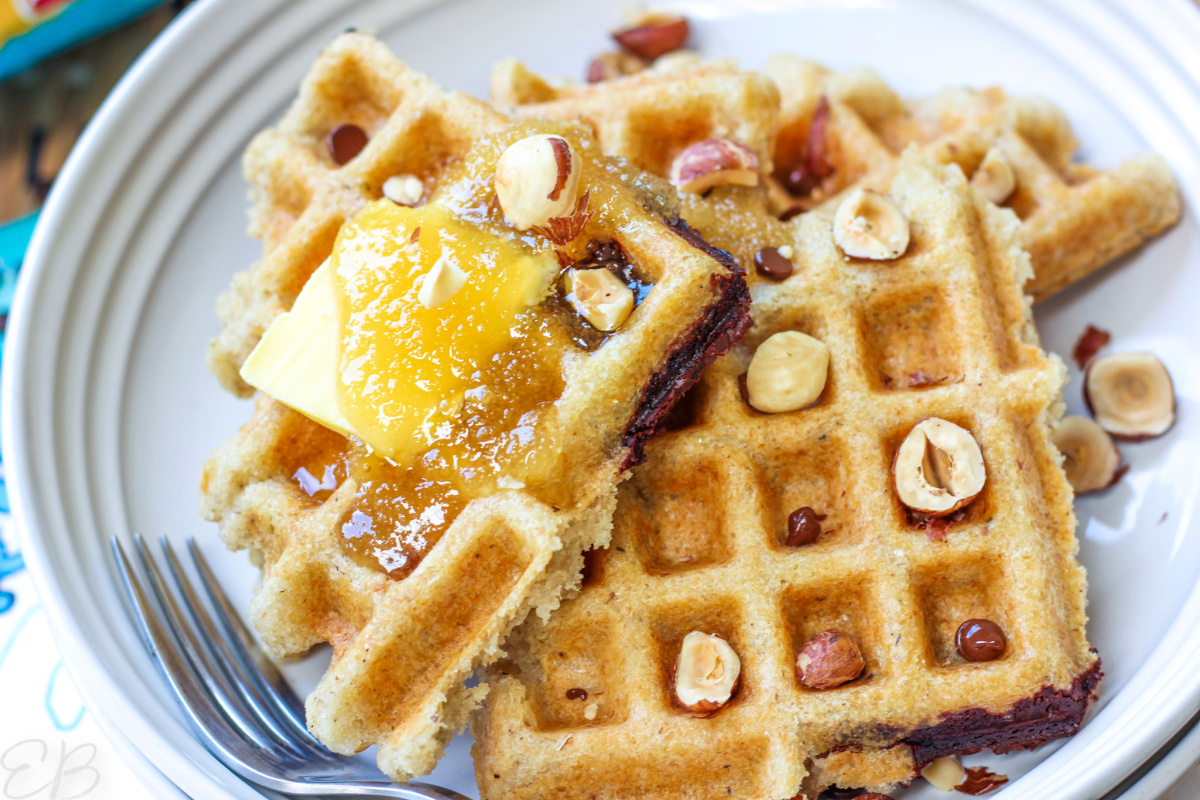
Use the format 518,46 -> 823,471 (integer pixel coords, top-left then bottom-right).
0,4 -> 189,798
0,0 -> 192,287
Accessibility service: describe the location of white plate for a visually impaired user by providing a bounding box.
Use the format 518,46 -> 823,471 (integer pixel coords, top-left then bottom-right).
5,0 -> 1200,797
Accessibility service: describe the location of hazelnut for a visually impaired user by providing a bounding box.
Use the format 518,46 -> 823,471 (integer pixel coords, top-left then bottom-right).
745,331 -> 829,413
1052,415 -> 1122,495
565,268 -> 635,332
612,12 -> 689,61
1084,352 -> 1175,440
971,148 -> 1016,204
495,134 -> 582,230
417,252 -> 467,309
674,631 -> 740,714
496,475 -> 526,490
893,418 -> 986,517
382,174 -> 424,206
650,50 -> 704,73
922,755 -> 965,791
586,51 -> 648,82
669,139 -> 760,194
583,702 -> 598,720
795,629 -> 866,690
1072,324 -> 1111,370
833,188 -> 910,260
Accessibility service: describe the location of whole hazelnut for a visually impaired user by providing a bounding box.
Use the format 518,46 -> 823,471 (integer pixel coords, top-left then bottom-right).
669,138 -> 760,194
795,629 -> 866,690
612,12 -> 690,61
745,331 -> 829,413
893,418 -> 985,517
495,134 -> 581,231
832,188 -> 910,260
674,631 -> 740,714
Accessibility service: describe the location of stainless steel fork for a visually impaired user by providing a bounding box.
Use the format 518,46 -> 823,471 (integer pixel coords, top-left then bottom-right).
109,534 -> 470,799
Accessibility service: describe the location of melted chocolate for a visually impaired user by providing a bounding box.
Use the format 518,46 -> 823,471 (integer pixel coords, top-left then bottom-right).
901,661 -> 1103,769
619,218 -> 751,469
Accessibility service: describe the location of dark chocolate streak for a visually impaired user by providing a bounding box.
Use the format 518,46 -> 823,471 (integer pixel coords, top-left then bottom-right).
619,218 -> 751,469
903,660 -> 1103,770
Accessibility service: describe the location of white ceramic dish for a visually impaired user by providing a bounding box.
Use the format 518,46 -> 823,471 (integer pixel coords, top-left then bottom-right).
5,0 -> 1200,797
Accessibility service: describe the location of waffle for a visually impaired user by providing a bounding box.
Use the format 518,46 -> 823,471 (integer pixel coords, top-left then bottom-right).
474,150 -> 1100,799
201,34 -> 751,781
493,57 -> 1180,301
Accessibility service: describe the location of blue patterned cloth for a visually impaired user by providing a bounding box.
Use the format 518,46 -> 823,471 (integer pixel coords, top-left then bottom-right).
0,215 -> 157,797
0,212 -> 28,616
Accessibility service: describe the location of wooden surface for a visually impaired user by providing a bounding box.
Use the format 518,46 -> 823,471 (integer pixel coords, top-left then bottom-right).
0,7 -> 176,223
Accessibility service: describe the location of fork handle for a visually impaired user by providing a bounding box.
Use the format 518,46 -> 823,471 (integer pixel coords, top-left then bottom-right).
313,782 -> 472,799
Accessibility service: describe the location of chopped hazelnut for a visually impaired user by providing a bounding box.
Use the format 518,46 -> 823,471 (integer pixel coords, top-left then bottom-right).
923,755 -> 965,791
833,188 -> 910,260
971,147 -> 1016,205
674,631 -> 740,714
745,331 -> 829,413
495,134 -> 581,230
1084,352 -> 1176,440
669,138 -> 760,194
650,50 -> 704,73
382,174 -> 424,206
583,703 -> 598,720
795,629 -> 866,690
893,418 -> 986,517
565,268 -> 635,332
586,51 -> 648,82
496,475 -> 526,490
417,252 -> 467,309
1052,415 -> 1122,495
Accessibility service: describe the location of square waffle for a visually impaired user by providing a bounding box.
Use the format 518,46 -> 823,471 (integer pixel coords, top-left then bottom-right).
473,150 -> 1100,799
200,34 -> 751,781
492,57 -> 1180,301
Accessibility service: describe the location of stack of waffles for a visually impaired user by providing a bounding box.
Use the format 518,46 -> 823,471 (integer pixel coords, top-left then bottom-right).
199,29 -> 1182,799
201,34 -> 751,781
473,50 -> 1179,798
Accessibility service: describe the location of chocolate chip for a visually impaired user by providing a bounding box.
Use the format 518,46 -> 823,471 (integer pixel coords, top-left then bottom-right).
782,166 -> 819,197
785,507 -> 825,547
327,124 -> 368,165
754,246 -> 794,281
779,205 -> 805,222
565,687 -> 588,700
956,619 -> 1007,662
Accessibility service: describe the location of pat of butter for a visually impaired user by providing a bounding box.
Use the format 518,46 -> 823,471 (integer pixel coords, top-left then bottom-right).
240,258 -> 353,437
241,200 -> 558,458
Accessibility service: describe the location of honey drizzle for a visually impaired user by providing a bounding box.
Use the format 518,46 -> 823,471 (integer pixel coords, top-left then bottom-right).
316,122 -> 651,579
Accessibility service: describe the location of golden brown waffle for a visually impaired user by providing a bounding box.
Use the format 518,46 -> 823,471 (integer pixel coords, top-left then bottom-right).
201,34 -> 751,781
491,58 -> 779,181
474,151 -> 1100,799
493,57 -> 1180,302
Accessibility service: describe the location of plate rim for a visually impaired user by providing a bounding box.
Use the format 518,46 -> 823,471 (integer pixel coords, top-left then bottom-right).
5,0 -> 1200,798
